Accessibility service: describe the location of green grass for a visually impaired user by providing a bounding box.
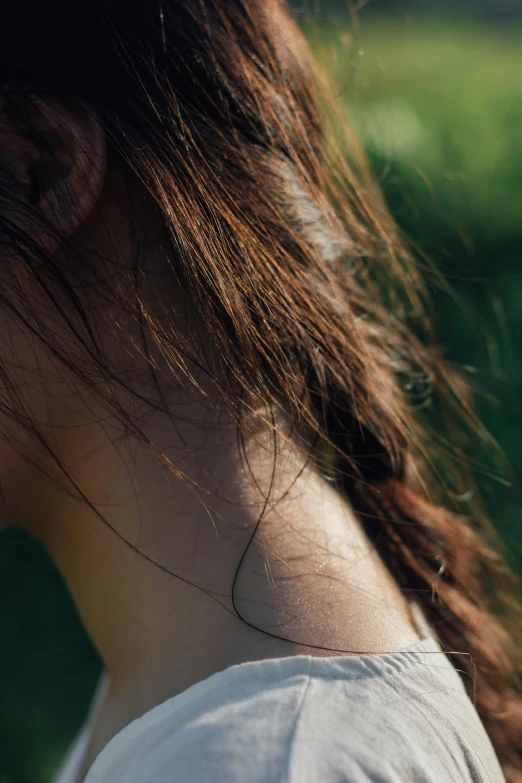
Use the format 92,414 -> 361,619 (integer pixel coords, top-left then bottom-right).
310,17 -> 522,236
309,16 -> 522,558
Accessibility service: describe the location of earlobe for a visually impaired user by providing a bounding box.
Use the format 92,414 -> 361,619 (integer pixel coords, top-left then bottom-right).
0,96 -> 107,254
32,99 -> 107,240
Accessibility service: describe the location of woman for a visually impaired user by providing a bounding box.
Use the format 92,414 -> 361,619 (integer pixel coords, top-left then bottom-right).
1,1 -> 520,781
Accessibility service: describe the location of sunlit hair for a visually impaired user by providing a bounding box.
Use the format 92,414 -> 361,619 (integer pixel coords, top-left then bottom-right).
0,1 -> 521,778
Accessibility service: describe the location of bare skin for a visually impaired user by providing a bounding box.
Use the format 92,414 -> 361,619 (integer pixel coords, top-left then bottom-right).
0,100 -> 424,780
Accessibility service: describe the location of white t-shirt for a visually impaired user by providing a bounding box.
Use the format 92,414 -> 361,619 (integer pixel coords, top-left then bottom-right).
53,606 -> 506,783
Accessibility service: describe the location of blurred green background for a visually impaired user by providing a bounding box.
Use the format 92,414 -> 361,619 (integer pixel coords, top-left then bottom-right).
1,2 -> 521,781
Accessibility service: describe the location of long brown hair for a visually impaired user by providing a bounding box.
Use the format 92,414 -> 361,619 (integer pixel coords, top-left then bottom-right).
1,1 -> 521,778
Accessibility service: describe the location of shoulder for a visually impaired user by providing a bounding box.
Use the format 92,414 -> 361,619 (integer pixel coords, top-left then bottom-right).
85,647 -> 505,783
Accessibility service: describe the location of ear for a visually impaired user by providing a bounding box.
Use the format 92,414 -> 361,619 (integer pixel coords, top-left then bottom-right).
1,97 -> 107,253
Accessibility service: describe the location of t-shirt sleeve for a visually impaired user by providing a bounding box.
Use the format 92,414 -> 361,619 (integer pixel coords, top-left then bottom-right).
85,655 -> 505,783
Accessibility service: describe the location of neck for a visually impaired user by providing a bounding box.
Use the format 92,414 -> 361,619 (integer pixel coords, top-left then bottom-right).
7,384 -> 422,758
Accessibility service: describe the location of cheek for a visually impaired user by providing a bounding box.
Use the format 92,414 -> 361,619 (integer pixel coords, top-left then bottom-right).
0,325 -> 80,534
0,434 -> 54,536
